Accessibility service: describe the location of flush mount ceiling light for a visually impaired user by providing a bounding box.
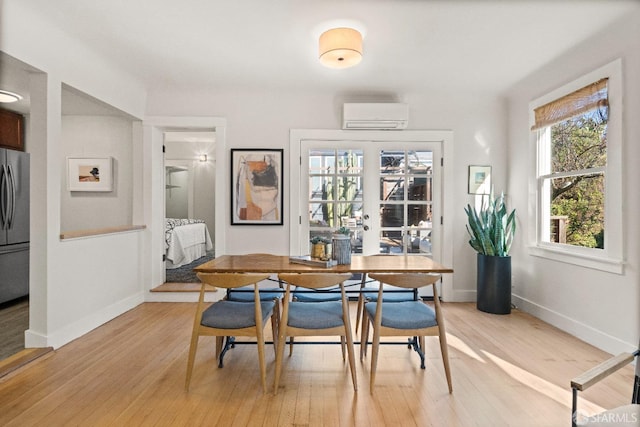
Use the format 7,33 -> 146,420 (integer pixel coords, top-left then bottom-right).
0,90 -> 23,103
319,27 -> 363,69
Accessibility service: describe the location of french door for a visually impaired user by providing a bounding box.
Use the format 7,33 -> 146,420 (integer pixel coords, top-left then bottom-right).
294,136 -> 443,260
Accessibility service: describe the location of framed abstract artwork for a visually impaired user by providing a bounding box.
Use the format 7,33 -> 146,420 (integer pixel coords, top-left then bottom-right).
67,157 -> 113,192
231,148 -> 283,225
468,165 -> 492,195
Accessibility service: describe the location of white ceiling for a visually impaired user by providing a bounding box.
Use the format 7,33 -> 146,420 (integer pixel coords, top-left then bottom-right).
2,0 -> 639,114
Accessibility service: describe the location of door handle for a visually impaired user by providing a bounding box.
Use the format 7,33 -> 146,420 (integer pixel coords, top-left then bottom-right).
0,165 -> 7,230
7,165 -> 15,229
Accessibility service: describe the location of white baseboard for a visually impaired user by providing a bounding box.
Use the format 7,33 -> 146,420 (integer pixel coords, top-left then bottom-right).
24,329 -> 48,348
145,290 -> 223,303
445,289 -> 476,303
26,292 -> 145,350
513,294 -> 636,355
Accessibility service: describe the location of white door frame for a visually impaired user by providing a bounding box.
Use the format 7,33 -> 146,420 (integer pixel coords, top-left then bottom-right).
142,116 -> 226,300
289,129 -> 454,300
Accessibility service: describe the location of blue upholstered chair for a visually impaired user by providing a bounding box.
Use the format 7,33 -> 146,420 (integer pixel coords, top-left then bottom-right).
354,271 -> 416,339
226,255 -> 284,346
185,272 -> 276,393
227,280 -> 282,346
273,273 -> 357,394
289,280 -> 345,355
361,273 -> 452,393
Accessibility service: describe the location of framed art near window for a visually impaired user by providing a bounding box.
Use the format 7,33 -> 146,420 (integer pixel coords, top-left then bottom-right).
468,165 -> 491,195
67,157 -> 113,192
231,148 -> 283,225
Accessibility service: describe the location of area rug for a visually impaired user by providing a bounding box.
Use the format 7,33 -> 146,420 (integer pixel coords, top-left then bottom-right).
165,251 -> 214,283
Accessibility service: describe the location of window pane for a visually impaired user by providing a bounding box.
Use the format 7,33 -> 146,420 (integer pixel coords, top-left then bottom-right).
407,175 -> 432,201
380,203 -> 403,228
309,202 -> 334,227
379,230 -> 403,254
408,225 -> 432,255
551,109 -> 607,174
547,174 -> 605,248
309,149 -> 335,174
380,176 -> 404,201
380,150 -> 405,175
407,150 -> 432,172
336,150 -> 363,174
336,202 -> 363,224
309,176 -> 333,200
337,175 -> 362,201
408,203 -> 432,226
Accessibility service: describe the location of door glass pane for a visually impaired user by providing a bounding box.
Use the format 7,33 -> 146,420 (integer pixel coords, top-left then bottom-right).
337,150 -> 364,174
308,148 -> 363,253
407,175 -> 432,201
378,149 -> 433,255
380,151 -> 405,175
379,230 -> 404,254
309,176 -> 333,200
408,203 -> 431,225
309,149 -> 335,174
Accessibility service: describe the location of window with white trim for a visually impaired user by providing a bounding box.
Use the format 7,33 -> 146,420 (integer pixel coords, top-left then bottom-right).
529,60 -> 623,273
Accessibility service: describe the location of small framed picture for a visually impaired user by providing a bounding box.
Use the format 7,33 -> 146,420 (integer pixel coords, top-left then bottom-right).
231,149 -> 283,225
67,157 -> 113,192
468,165 -> 491,195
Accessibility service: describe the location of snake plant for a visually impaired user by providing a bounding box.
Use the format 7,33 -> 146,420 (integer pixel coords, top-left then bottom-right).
465,192 -> 516,257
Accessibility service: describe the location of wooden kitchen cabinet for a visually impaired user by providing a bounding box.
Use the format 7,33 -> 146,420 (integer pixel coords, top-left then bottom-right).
0,108 -> 25,151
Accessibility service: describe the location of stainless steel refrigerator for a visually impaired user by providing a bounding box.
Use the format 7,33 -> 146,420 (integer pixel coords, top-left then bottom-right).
0,148 -> 29,304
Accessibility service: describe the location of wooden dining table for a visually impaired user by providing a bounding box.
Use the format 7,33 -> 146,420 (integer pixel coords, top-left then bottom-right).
193,253 -> 453,366
194,253 -> 454,275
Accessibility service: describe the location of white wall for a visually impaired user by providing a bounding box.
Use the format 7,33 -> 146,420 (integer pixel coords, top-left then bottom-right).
165,166 -> 189,218
60,115 -> 134,232
44,231 -> 145,348
146,88 -> 509,301
506,10 -> 640,354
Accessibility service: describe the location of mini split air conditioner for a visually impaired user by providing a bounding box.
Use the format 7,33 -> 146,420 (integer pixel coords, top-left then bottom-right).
342,103 -> 409,130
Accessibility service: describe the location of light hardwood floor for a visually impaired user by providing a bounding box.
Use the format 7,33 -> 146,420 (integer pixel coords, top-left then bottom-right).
0,302 -> 634,426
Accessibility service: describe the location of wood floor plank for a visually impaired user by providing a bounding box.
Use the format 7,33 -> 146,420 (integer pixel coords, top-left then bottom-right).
0,302 -> 635,426
0,298 -> 29,361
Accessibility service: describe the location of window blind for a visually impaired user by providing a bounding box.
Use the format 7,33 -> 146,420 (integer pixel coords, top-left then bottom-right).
531,78 -> 608,130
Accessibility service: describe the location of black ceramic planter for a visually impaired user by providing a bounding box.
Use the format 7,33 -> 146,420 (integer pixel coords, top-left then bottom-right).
476,253 -> 512,314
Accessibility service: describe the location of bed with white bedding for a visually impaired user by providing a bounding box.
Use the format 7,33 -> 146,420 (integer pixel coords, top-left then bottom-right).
165,218 -> 213,269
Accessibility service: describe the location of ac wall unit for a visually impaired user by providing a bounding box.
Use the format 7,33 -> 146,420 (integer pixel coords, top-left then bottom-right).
342,103 -> 409,130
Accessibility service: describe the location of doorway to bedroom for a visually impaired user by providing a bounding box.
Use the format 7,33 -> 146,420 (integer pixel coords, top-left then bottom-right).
163,131 -> 216,285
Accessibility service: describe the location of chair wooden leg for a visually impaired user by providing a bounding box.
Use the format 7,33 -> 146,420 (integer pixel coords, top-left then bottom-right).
360,314 -> 369,361
370,322 -> 381,393
256,328 -> 268,393
340,336 -> 346,361
438,324 -> 453,393
271,302 -> 280,353
273,321 -> 287,395
355,295 -> 364,337
185,327 -> 201,391
344,324 -> 358,391
289,336 -> 295,357
355,275 -> 367,336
